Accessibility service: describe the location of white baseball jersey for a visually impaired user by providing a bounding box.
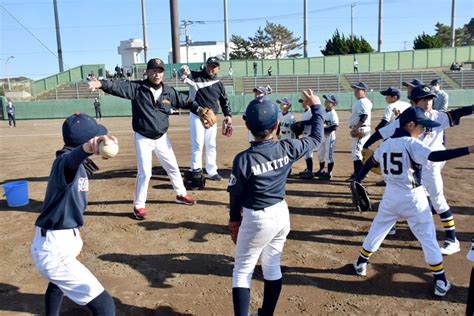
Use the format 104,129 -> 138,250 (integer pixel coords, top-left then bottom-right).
318,109 -> 339,163
279,111 -> 296,140
348,97 -> 373,128
382,100 -> 411,123
302,108 -> 313,136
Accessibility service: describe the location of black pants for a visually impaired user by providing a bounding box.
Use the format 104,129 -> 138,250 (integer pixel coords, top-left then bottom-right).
8,114 -> 15,127
95,108 -> 102,119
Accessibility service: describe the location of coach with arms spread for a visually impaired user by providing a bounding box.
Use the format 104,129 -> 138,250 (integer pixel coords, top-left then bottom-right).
88,58 -> 196,220
182,57 -> 232,181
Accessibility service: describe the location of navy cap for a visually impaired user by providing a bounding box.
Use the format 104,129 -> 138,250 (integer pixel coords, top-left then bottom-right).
402,78 -> 424,88
323,94 -> 338,105
409,84 -> 437,101
62,113 -> 108,147
399,106 -> 440,128
253,86 -> 270,95
245,97 -> 279,132
206,56 -> 220,67
351,81 -> 369,90
430,79 -> 440,86
380,86 -> 401,98
276,97 -> 292,107
146,58 -> 165,70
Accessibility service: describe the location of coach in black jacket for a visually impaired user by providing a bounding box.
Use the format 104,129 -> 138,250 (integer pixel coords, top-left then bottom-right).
183,56 -> 232,181
88,58 -> 196,220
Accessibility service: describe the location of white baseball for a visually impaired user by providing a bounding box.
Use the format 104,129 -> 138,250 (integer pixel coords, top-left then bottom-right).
99,141 -> 119,158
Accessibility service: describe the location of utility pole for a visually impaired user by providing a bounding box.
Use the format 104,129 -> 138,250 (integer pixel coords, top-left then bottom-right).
6,56 -> 14,91
351,3 -> 356,40
377,0 -> 383,52
141,0 -> 148,62
53,0 -> 64,72
224,0 -> 229,60
450,0 -> 456,47
303,0 -> 308,58
402,41 -> 409,50
182,19 -> 191,64
170,0 -> 180,63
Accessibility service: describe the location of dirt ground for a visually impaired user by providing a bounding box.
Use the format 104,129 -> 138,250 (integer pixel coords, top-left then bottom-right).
0,110 -> 473,315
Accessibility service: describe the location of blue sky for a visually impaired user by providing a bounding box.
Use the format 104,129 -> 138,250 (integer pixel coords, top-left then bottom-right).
1,0 -> 473,80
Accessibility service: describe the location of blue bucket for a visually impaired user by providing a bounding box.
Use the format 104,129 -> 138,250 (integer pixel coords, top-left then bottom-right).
3,181 -> 29,207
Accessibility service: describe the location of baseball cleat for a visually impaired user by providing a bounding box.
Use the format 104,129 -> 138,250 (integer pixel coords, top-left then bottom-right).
133,207 -> 147,220
319,172 -> 332,180
353,261 -> 367,276
434,280 -> 451,297
440,239 -> 460,256
176,194 -> 196,206
313,170 -> 324,177
208,173 -> 223,181
299,170 -> 314,179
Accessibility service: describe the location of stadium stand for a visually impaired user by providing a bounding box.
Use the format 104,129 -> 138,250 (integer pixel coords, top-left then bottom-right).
444,70 -> 474,89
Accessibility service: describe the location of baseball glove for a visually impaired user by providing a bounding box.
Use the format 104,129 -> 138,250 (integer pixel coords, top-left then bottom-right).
222,120 -> 233,137
362,148 -> 381,175
350,128 -> 364,138
198,107 -> 217,129
290,121 -> 304,137
350,181 -> 372,212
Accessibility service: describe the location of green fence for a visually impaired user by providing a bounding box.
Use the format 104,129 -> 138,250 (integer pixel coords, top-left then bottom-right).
31,64 -> 105,96
3,89 -> 474,120
133,46 -> 474,79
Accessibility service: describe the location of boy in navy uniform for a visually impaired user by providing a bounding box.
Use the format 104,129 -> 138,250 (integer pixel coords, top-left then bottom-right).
227,89 -> 324,316
31,113 -> 116,315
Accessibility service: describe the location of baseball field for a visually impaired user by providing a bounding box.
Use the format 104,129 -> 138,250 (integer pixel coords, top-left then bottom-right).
0,109 -> 473,315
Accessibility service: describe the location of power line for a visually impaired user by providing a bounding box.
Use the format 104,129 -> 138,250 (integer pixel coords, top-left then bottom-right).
0,4 -> 70,69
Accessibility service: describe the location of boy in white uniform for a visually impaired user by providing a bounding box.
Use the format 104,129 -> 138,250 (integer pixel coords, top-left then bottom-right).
315,94 -> 339,180
353,106 -> 473,297
298,98 -> 317,179
376,86 -> 411,130
276,97 -> 296,140
348,81 -> 373,179
363,85 -> 473,254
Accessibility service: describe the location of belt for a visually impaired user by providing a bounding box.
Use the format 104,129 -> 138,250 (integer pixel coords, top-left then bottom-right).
350,125 -> 367,129
40,228 -> 77,237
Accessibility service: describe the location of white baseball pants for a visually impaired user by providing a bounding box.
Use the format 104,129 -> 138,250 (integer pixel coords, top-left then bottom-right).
134,132 -> 187,209
351,127 -> 371,161
190,112 -> 218,176
317,131 -> 336,163
233,200 -> 291,288
361,186 -> 443,265
31,227 -> 104,305
422,161 -> 449,213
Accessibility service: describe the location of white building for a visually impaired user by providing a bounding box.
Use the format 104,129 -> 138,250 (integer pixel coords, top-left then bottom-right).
118,38 -> 144,73
168,41 -> 230,64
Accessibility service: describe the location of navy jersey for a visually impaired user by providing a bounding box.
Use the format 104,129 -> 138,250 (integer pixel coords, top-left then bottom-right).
227,104 -> 324,221
35,149 -> 90,230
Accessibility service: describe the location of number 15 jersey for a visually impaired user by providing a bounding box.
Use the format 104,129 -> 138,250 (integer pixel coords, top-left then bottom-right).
373,130 -> 432,190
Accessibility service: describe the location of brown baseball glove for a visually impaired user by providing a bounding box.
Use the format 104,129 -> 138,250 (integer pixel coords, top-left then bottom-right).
350,128 -> 364,138
222,120 -> 233,137
362,148 -> 381,175
198,107 -> 217,129
290,121 -> 304,137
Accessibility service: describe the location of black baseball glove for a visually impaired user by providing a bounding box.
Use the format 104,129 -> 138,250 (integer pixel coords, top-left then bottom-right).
290,121 -> 304,137
350,181 -> 372,212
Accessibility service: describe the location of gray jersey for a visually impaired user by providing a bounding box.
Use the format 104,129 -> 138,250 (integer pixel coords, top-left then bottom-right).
433,90 -> 448,111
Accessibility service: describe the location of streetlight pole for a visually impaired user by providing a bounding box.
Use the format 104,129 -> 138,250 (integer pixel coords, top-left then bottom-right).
351,2 -> 356,40
6,56 -> 14,91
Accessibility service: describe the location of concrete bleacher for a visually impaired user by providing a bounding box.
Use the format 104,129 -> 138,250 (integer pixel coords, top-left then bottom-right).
35,82 -> 101,100
242,74 -> 340,94
344,70 -> 453,91
444,70 -> 474,89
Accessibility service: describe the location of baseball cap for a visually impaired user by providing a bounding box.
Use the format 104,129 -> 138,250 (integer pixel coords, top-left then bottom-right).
245,97 -> 279,132
402,78 -> 424,88
62,112 -> 108,147
409,84 -> 437,101
398,106 -> 440,128
323,94 -> 338,105
430,79 -> 441,86
380,86 -> 401,98
206,56 -> 221,67
276,97 -> 292,106
253,86 -> 270,95
146,58 -> 165,70
351,81 -> 369,90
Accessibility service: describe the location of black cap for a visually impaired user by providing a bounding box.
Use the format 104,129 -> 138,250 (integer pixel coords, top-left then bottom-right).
62,113 -> 108,147
206,56 -> 221,67
351,81 -> 369,90
380,86 -> 401,98
399,106 -> 440,128
402,78 -> 424,88
146,58 -> 165,70
323,94 -> 338,105
245,97 -> 279,132
409,85 -> 437,101
430,79 -> 441,86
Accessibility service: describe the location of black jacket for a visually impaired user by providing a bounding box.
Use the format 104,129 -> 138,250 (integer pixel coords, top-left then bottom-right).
188,70 -> 232,117
100,79 -> 191,139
